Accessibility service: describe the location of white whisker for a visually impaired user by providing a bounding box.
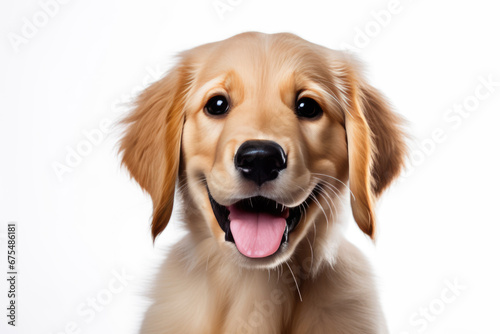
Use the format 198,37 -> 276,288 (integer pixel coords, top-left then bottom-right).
318,178 -> 344,204
310,193 -> 329,231
316,184 -> 338,223
313,178 -> 341,220
311,172 -> 355,201
306,237 -> 314,274
286,261 -> 303,302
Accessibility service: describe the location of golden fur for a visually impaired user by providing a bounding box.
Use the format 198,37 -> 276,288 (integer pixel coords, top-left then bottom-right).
120,32 -> 406,333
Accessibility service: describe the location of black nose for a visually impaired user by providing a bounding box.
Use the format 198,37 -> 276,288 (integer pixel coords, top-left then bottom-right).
234,140 -> 287,186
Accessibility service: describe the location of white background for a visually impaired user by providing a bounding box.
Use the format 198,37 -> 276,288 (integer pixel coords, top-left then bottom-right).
1,0 -> 499,333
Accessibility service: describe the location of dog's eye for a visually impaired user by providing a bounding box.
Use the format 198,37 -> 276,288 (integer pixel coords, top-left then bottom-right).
205,95 -> 229,116
295,97 -> 323,119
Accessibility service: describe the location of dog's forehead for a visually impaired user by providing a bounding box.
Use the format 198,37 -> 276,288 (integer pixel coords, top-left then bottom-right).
190,32 -> 335,89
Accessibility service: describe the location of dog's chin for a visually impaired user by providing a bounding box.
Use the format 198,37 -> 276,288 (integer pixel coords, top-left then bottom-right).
208,185 -> 319,269
223,242 -> 296,270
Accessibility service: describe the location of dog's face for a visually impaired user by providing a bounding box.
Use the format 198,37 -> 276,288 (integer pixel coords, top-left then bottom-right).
121,32 -> 406,269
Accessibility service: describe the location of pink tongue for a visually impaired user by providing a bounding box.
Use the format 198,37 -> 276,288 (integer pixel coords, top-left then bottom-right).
229,205 -> 287,258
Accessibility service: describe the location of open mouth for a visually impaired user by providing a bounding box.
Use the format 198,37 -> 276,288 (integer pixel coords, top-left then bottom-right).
208,189 -> 316,259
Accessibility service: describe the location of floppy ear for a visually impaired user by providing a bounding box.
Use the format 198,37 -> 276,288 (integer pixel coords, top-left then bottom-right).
120,60 -> 191,241
345,68 -> 407,239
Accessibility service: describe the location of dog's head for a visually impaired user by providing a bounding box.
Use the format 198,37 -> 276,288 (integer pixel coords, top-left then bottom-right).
120,32 -> 406,269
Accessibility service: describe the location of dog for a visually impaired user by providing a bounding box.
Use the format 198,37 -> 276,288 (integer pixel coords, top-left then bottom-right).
120,32 -> 406,333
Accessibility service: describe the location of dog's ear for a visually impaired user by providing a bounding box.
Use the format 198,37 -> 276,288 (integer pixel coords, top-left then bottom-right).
120,58 -> 191,241
344,63 -> 407,239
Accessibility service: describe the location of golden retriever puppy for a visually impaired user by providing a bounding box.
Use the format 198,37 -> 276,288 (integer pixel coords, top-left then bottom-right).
120,32 -> 406,334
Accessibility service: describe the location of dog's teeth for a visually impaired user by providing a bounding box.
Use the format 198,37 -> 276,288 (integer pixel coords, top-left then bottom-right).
281,225 -> 289,243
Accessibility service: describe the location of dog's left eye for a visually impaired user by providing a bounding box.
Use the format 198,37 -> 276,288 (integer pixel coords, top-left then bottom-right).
295,97 -> 323,119
205,95 -> 229,116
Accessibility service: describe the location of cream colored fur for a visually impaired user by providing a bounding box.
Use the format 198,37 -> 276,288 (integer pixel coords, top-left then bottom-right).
120,32 -> 406,334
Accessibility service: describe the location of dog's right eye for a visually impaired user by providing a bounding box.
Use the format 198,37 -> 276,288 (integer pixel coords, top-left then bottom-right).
295,97 -> 323,119
204,95 -> 229,116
